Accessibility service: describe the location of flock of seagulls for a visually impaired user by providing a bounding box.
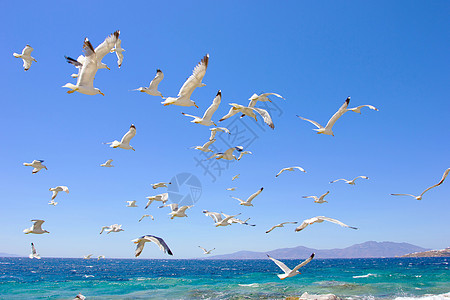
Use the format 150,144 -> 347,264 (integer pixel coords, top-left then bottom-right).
15,29 -> 449,284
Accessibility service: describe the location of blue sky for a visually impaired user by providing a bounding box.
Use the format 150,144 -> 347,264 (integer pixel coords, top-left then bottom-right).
1,1 -> 449,259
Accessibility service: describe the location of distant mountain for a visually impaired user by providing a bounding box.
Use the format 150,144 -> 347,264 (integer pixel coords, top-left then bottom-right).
207,241 -> 430,259
0,253 -> 20,257
401,247 -> 450,257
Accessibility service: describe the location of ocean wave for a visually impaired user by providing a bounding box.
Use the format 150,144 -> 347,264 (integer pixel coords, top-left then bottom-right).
353,273 -> 377,278
393,292 -> 450,300
83,275 -> 94,278
238,283 -> 259,287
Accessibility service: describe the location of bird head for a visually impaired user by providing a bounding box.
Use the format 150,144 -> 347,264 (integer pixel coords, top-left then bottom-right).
44,230 -> 50,234
95,88 -> 105,96
131,147 -> 136,151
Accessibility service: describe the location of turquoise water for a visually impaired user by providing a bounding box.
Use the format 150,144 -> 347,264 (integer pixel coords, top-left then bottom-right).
0,257 -> 448,299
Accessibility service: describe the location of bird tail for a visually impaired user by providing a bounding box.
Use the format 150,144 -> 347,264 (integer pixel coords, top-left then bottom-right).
13,53 -> 21,58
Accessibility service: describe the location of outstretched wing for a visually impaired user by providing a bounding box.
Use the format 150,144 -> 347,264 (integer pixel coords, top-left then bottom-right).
178,54 -> 209,97
297,115 -> 323,129
202,90 -> 221,121
267,255 -> 291,273
292,253 -> 315,272
149,69 -> 164,90
320,216 -> 358,230
94,30 -> 119,62
120,124 -> 136,145
23,45 -> 34,55
252,107 -> 274,129
65,56 -> 83,68
324,97 -> 350,130
77,38 -> 98,88
219,106 -> 239,122
421,168 -> 450,196
260,92 -> 285,100
330,179 -> 347,184
247,187 -> 264,203
144,235 -> 173,255
201,139 -> 216,148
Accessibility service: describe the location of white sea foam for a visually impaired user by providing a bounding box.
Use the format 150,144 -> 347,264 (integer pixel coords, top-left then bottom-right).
394,292 -> 450,300
238,283 -> 259,287
83,275 -> 94,278
353,273 -> 377,278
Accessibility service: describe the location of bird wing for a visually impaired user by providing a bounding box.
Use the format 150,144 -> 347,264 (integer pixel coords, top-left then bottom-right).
354,176 -> 369,181
252,107 -> 274,129
349,105 -> 379,112
420,168 -> 450,196
324,97 -> 350,130
65,56 -> 83,68
231,196 -> 245,204
275,168 -> 288,177
199,246 -> 207,252
293,167 -> 306,173
294,220 -> 310,232
391,193 -> 416,198
201,90 -> 221,121
23,45 -> 34,55
267,255 -> 291,273
297,116 -> 323,129
120,125 -> 136,145
320,191 -> 330,198
330,179 -> 347,183
77,39 -> 98,88
99,226 -> 109,234
219,106 -> 239,122
60,186 -> 69,193
134,240 -> 146,257
201,139 -> 216,148
223,147 -> 237,156
320,216 -> 358,229
144,235 -> 173,255
247,187 -> 264,203
31,243 -> 37,255
206,212 -> 222,223
265,225 -> 279,233
177,54 -> 209,97
149,69 -> 164,90
31,219 -> 45,231
292,253 -> 315,272
260,92 -> 285,100
94,30 -> 119,62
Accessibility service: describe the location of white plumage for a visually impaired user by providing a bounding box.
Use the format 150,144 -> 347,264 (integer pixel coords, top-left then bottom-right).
267,253 -> 314,280
303,191 -> 330,204
159,203 -> 193,219
295,216 -> 358,232
100,159 -> 114,167
23,220 -> 49,234
182,90 -> 221,126
110,37 -> 125,68
104,124 -> 136,151
133,69 -> 164,98
276,166 -> 306,177
23,160 -> 47,174
330,176 -> 369,185
265,222 -> 298,234
13,45 -> 37,71
132,235 -> 173,257
49,186 -> 69,200
231,187 -> 264,207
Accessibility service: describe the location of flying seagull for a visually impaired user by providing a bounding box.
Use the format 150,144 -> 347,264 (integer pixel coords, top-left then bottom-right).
126,201 -> 138,207
100,159 -> 114,167
99,224 -> 124,234
139,214 -> 154,222
104,124 -> 136,151
29,243 -> 41,259
191,139 -> 216,153
241,92 -> 285,118
391,168 -> 450,200
97,255 -> 105,260
209,127 -> 230,140
231,187 -> 264,207
276,166 -> 306,177
347,105 -> 379,114
297,97 -> 350,136
295,216 -> 358,232
220,103 -> 274,129
13,45 -> 37,71
83,254 -> 93,259
110,37 -> 125,68
226,187 -> 237,191
23,220 -> 49,234
267,253 -> 315,280
132,235 -> 173,257
237,151 -> 252,161
159,203 -> 193,219
208,146 -> 243,160
151,182 -> 171,189
199,246 -> 215,255
23,160 -> 47,174
330,176 -> 369,185
48,200 -> 58,206
227,216 -> 256,226
303,191 -> 330,204
202,210 -> 241,227
49,186 -> 69,200
266,222 -> 298,234
232,174 -> 240,181
133,69 -> 164,98
162,54 -> 209,107
182,90 -> 221,126
145,193 -> 169,209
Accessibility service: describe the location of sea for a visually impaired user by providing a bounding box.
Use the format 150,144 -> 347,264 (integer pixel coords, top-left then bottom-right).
0,257 -> 448,299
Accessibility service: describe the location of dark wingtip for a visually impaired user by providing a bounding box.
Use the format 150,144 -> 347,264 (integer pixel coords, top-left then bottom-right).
311,253 -> 315,258
130,124 -> 136,129
346,97 -> 350,103
217,90 -> 221,96
260,187 -> 264,191
168,249 -> 173,255
156,69 -> 162,73
114,30 -> 120,38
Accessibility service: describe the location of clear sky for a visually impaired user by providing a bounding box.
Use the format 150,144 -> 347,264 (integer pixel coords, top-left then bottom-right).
1,1 -> 449,259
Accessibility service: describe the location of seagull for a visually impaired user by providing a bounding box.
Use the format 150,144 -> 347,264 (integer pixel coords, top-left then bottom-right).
83,254 -> 93,259
276,166 -> 306,177
151,182 -> 171,189
133,69 -> 164,98
13,45 -> 37,71
202,210 -> 240,227
159,203 -> 193,219
241,92 -> 285,118
266,222 -> 298,234
199,246 -> 215,255
330,176 -> 369,185
48,200 -> 58,206
347,105 -> 379,114
182,90 -> 221,126
138,214 -> 154,222
297,97 -> 350,136
191,139 -> 216,153
29,243 -> 41,259
237,151 -> 252,161
295,216 -> 358,232
104,124 -> 136,151
100,159 -> 114,167
97,255 -> 105,260
208,146 -> 243,160
209,127 -> 230,140
267,253 -> 314,280
49,186 -> 69,200
145,193 -> 169,209
227,216 -> 256,226
162,54 -> 209,107
63,32 -> 119,95
391,168 -> 450,200
303,191 -> 330,204
110,37 -> 125,68
226,187 -> 237,191
219,103 -> 274,129
132,235 -> 173,257
232,174 -> 240,181
126,201 -> 138,207
23,220 -> 49,234
73,294 -> 86,300
99,224 -> 124,234
23,160 -> 47,174
231,187 -> 264,206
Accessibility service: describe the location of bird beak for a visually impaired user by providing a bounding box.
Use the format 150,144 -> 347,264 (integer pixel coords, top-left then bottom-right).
106,66 -> 111,70
132,148 -> 136,151
100,92 -> 105,96
213,122 -> 217,126
163,103 -> 170,106
194,104 -> 199,108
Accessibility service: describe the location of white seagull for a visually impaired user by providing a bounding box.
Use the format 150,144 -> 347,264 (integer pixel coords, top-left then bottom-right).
202,210 -> 240,227
49,186 -> 69,200
29,243 -> 41,259
132,235 -> 173,257
303,191 -> 330,204
182,90 -> 221,126
133,69 -> 164,98
220,103 -> 275,129
227,215 -> 256,226
13,45 -> 37,71
232,174 -> 240,181
241,92 -> 285,118
266,222 -> 298,234
231,187 -> 264,206
100,159 -> 114,167
162,54 -> 209,107
199,246 -> 215,255
83,254 -> 93,259
48,200 -> 58,206
99,224 -> 124,234
297,97 -> 350,136
226,187 -> 237,191
23,160 -> 47,174
209,127 -> 230,140
138,214 -> 155,222
295,216 -> 358,232
347,104 -> 379,114
145,193 -> 169,209
391,168 -> 450,200
208,146 -> 243,160
23,220 -> 49,234
104,124 -> 136,151
192,139 -> 216,153
237,151 -> 252,161
126,201 -> 138,207
267,253 -> 315,280
330,176 -> 369,185
151,182 -> 171,189
97,255 -> 106,260
110,37 -> 125,68
276,166 -> 306,177
159,203 -> 193,219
